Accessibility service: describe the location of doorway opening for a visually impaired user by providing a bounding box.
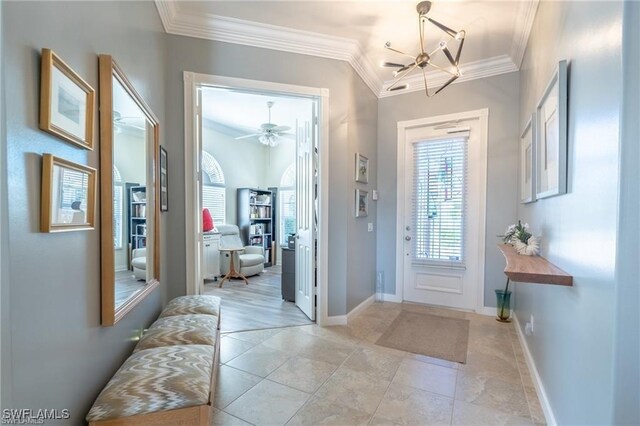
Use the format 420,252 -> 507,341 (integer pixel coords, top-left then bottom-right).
184,73 -> 330,332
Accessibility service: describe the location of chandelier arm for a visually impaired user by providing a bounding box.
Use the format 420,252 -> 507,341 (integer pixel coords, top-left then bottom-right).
441,46 -> 458,68
454,36 -> 465,64
422,68 -> 432,97
426,17 -> 458,38
419,16 -> 426,54
384,45 -> 416,60
386,62 -> 418,91
433,74 -> 459,95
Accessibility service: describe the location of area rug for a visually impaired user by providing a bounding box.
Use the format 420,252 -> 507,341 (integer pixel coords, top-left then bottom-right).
376,311 -> 470,363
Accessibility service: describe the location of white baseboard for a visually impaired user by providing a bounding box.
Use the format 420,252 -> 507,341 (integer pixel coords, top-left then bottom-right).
477,306 -> 497,317
513,315 -> 557,426
347,294 -> 375,322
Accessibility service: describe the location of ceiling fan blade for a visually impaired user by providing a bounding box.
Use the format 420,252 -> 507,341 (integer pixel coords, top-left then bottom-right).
235,133 -> 260,140
279,133 -> 296,140
271,125 -> 291,132
383,62 -> 406,68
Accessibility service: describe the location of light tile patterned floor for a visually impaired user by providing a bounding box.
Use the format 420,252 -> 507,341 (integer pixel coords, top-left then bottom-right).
213,302 -> 546,426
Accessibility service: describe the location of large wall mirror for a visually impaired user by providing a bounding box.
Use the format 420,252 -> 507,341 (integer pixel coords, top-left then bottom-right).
99,55 -> 160,326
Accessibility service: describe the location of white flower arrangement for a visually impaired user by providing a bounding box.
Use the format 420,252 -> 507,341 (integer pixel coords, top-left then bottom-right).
500,220 -> 540,256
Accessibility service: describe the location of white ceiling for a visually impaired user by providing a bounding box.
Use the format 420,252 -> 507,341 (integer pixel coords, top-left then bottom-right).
156,0 -> 538,97
201,87 -> 315,135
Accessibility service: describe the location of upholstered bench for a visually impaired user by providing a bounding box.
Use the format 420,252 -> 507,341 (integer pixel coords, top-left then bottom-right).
86,295 -> 221,426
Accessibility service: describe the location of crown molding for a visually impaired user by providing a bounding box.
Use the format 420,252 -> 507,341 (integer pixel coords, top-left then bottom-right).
378,55 -> 519,98
511,0 -> 540,68
155,1 -> 537,99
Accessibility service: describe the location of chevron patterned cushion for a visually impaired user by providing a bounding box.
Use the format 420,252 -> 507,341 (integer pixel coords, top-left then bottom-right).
134,314 -> 218,352
159,295 -> 221,318
86,345 -> 215,422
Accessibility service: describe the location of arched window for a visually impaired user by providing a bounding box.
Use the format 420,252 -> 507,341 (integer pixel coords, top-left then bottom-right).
202,151 -> 226,225
279,163 -> 296,244
113,166 -> 123,249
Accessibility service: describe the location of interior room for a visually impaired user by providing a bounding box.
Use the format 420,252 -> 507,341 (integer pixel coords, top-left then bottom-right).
199,87 -> 315,332
1,1 -> 639,425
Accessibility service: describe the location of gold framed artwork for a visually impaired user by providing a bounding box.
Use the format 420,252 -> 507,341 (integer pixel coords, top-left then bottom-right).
355,189 -> 368,217
39,48 -> 95,150
40,154 -> 96,232
355,152 -> 369,183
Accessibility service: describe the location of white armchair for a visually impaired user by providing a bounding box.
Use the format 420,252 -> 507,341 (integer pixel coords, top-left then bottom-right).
217,224 -> 265,277
131,248 -> 146,281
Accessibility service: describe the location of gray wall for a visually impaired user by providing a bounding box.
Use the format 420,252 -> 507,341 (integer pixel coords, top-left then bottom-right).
2,2 -> 165,424
347,71 -> 378,311
376,73 -> 520,307
163,36 -> 378,316
514,2 -> 623,424
613,3 -> 640,423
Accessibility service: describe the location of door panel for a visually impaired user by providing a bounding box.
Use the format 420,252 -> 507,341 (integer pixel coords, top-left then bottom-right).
295,108 -> 316,320
402,120 -> 484,310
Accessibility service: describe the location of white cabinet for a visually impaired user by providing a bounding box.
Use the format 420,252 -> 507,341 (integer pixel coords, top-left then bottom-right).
203,233 -> 220,280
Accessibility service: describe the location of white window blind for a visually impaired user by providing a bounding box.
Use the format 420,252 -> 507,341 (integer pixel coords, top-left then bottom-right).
113,166 -> 123,249
202,186 -> 225,225
202,151 -> 226,225
412,136 -> 467,266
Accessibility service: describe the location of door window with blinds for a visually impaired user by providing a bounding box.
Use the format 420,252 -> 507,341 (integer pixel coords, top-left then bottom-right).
201,151 -> 226,225
412,136 -> 468,266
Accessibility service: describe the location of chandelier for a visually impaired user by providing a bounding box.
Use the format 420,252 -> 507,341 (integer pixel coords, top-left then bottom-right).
383,1 -> 466,97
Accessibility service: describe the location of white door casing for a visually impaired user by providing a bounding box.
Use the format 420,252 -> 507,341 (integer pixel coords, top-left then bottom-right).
396,109 -> 488,312
183,72 -> 331,325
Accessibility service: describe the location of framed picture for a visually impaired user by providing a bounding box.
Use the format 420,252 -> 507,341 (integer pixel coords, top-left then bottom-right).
40,154 -> 96,232
536,60 -> 568,199
39,48 -> 95,150
355,189 -> 368,217
520,114 -> 536,204
355,153 -> 369,183
160,146 -> 168,212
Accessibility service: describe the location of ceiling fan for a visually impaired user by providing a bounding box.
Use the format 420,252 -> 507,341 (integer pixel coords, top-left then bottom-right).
383,1 -> 466,97
113,111 -> 146,134
235,101 -> 293,147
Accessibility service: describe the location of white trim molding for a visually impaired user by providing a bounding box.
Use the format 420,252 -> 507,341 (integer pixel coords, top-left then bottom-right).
155,1 -> 537,98
511,0 -> 540,68
513,315 -> 558,426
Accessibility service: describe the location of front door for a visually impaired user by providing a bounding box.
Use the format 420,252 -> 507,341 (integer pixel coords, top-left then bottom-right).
401,113 -> 487,310
294,103 -> 317,320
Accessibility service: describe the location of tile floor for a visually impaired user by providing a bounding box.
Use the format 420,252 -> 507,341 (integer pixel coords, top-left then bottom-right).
213,302 -> 546,426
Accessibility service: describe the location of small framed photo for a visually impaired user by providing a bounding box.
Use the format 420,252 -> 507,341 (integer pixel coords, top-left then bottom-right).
40,154 -> 96,232
355,153 -> 369,183
160,146 -> 168,212
520,114 -> 536,204
536,60 -> 568,199
39,48 -> 95,150
355,189 -> 368,217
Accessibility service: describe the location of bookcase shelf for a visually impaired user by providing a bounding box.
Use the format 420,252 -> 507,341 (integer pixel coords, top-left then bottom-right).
237,188 -> 275,267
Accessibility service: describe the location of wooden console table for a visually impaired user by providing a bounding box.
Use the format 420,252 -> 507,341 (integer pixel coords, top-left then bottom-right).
497,244 -> 573,286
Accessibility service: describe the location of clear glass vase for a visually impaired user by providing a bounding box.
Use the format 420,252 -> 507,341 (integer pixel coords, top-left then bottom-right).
495,289 -> 512,322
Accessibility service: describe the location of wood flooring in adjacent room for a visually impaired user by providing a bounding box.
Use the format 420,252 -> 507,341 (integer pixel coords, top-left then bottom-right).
203,265 -> 313,333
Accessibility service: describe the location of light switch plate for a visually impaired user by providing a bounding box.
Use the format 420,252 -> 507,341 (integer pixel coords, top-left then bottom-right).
368,223 -> 374,232
372,190 -> 378,200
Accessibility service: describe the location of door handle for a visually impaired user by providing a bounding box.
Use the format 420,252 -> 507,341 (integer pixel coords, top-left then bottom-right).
405,236 -> 411,241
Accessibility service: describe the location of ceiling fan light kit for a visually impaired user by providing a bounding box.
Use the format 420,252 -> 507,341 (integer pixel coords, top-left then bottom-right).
383,1 -> 466,97
235,101 -> 293,147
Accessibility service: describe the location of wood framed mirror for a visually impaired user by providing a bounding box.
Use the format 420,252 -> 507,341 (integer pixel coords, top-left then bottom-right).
99,55 -> 160,326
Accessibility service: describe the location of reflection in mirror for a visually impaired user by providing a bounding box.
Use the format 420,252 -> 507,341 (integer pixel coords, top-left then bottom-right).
40,154 -> 96,232
100,55 -> 159,326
